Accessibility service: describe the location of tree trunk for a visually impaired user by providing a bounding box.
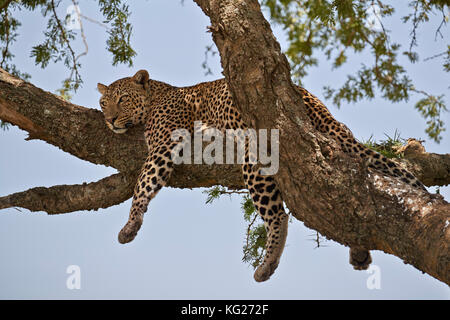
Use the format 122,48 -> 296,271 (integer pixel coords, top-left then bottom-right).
0,0 -> 449,285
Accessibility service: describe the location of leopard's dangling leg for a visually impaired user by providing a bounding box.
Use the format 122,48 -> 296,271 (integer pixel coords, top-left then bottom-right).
242,142 -> 289,282
118,143 -> 175,244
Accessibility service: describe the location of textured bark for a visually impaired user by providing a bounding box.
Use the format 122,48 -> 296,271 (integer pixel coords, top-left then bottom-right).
0,172 -> 138,214
398,139 -> 450,187
193,0 -> 449,285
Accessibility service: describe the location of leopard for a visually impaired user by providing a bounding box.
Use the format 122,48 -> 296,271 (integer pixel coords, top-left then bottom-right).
97,69 -> 425,282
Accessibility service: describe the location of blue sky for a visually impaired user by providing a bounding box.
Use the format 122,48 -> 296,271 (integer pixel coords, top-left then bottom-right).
0,1 -> 449,299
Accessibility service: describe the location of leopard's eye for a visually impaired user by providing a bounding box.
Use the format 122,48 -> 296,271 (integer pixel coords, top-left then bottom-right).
100,100 -> 107,108
118,95 -> 128,104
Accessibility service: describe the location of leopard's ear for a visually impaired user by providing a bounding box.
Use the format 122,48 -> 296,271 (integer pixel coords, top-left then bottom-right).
132,69 -> 149,89
97,83 -> 107,95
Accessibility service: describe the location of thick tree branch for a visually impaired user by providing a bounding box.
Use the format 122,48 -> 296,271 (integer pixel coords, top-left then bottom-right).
193,0 -> 449,285
0,172 -> 138,214
398,139 -> 450,187
408,153 -> 450,187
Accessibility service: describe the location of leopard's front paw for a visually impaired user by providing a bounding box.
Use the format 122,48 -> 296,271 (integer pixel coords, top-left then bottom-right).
118,218 -> 142,244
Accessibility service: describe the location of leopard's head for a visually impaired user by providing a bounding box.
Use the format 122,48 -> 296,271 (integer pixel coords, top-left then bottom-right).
97,70 -> 150,134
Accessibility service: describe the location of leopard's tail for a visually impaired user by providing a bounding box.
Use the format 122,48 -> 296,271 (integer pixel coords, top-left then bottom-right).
362,147 -> 425,189
298,86 -> 425,190
334,124 -> 425,189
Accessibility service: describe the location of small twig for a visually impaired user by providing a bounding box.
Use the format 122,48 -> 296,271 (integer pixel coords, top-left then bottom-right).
434,8 -> 447,41
409,0 -> 420,53
50,0 -> 80,84
423,51 -> 446,62
71,1 -> 88,67
79,13 -> 110,29
372,1 -> 390,47
308,231 -> 328,249
245,214 -> 259,250
202,44 -> 217,76
219,190 -> 247,195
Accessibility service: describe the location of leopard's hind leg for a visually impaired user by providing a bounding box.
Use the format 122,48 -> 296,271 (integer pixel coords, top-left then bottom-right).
243,160 -> 289,282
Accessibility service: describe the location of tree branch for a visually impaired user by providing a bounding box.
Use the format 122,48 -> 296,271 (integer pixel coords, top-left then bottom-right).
193,0 -> 449,285
0,172 -> 137,214
397,138 -> 450,187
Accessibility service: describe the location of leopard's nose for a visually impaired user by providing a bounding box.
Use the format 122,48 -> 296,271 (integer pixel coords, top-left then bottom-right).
106,117 -> 117,125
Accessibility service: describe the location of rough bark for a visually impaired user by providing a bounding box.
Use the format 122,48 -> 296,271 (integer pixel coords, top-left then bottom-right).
397,139 -> 450,187
0,172 -> 138,214
193,0 -> 449,285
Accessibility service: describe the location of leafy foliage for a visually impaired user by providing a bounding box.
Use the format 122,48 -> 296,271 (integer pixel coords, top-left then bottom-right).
0,1 -> 31,80
98,0 -> 136,66
203,185 -> 230,204
30,0 -> 82,91
261,0 -> 449,142
414,94 -> 447,143
241,194 -> 267,269
0,0 -> 136,95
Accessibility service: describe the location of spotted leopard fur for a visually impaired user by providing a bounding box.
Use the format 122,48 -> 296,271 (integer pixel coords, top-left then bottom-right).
97,70 -> 424,282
